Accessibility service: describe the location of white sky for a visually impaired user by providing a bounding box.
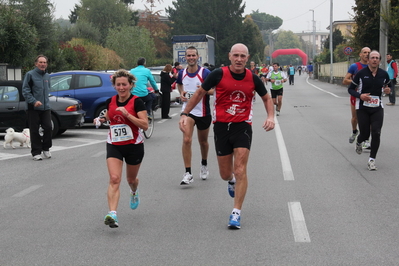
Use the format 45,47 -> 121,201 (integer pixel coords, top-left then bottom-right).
52,0 -> 356,33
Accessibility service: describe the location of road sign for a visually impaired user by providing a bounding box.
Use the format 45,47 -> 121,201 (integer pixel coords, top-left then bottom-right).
344,46 -> 353,55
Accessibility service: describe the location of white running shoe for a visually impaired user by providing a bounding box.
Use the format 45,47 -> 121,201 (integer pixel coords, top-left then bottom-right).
180,172 -> 193,185
349,132 -> 358,143
42,151 -> 51,159
368,159 -> 377,171
200,165 -> 209,180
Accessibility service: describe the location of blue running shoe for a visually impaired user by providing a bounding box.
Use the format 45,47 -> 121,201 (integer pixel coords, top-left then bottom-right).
228,181 -> 235,198
130,190 -> 140,210
228,213 -> 241,229
104,212 -> 119,228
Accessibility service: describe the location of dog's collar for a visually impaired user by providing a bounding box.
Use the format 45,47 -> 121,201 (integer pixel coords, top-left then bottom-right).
23,133 -> 30,138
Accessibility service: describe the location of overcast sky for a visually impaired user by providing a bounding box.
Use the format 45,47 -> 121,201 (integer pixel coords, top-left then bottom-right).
52,0 -> 356,33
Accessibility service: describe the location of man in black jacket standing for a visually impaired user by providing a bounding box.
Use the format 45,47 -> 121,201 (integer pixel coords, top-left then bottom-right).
22,55 -> 52,161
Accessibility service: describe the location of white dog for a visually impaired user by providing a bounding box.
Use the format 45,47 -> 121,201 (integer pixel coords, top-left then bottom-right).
3,128 -> 31,149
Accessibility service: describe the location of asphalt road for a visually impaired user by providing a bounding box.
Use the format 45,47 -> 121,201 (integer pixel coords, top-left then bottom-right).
1,74 -> 399,265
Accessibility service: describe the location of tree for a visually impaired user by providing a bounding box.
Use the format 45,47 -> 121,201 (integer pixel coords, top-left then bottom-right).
352,0 -> 399,54
166,0 -> 246,65
242,16 -> 265,64
106,26 -> 156,68
381,0 -> 399,56
9,0 -> 56,54
76,0 -> 134,44
323,29 -> 345,51
250,10 -> 282,31
0,3 -> 38,67
273,30 -> 302,65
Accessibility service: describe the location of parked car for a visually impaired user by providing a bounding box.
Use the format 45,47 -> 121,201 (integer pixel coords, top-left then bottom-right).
0,80 -> 85,137
49,71 -> 116,123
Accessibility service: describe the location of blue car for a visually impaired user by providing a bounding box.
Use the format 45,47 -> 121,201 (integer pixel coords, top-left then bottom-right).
49,71 -> 116,123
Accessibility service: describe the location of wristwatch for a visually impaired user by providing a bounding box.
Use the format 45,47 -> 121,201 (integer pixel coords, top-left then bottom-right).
180,112 -> 188,116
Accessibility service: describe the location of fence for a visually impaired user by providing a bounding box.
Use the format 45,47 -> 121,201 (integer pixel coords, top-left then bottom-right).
316,61 -> 349,84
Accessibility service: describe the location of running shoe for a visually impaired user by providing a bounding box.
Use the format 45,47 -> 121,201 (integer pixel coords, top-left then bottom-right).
228,212 -> 241,229
368,159 -> 377,171
32,155 -> 42,161
42,150 -> 51,159
104,212 -> 119,228
349,132 -> 358,144
200,165 -> 209,180
363,140 -> 371,150
355,142 -> 363,155
276,110 -> 280,116
180,172 -> 193,185
130,190 -> 140,210
228,181 -> 235,198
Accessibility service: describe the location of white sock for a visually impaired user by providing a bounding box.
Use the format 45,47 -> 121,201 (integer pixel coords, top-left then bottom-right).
228,175 -> 236,184
232,208 -> 241,215
110,211 -> 117,214
369,158 -> 375,162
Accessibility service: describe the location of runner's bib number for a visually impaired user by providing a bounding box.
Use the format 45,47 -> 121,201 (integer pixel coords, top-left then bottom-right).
274,80 -> 282,85
363,96 -> 380,107
110,124 -> 133,142
186,92 -> 195,100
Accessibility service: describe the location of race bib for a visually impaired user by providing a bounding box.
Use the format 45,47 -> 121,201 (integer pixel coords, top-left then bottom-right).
110,124 -> 133,142
186,91 -> 195,100
274,80 -> 282,85
363,96 -> 380,108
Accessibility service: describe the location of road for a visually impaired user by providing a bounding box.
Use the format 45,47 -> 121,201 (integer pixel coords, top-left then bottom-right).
1,74 -> 399,265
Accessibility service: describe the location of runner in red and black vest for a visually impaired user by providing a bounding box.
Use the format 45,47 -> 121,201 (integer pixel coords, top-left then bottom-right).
179,43 -> 275,230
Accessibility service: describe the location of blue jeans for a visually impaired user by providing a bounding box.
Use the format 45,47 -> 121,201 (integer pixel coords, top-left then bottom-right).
140,94 -> 154,116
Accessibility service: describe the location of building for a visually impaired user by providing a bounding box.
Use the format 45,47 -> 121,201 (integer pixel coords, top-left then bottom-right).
326,20 -> 356,38
296,31 -> 329,55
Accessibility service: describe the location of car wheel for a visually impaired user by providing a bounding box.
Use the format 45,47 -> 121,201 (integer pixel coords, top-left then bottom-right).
51,114 -> 59,138
38,114 -> 59,138
95,106 -> 110,127
57,129 -> 67,135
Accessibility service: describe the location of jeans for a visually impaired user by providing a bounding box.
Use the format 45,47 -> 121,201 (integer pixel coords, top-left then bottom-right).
26,109 -> 52,156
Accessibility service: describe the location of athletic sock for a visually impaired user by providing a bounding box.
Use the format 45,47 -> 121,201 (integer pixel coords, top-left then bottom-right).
201,159 -> 207,166
228,175 -> 236,184
185,167 -> 191,174
232,208 -> 241,215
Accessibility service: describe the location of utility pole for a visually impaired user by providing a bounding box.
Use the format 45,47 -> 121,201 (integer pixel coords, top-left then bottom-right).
379,0 -> 389,70
329,0 -> 333,83
310,9 -> 316,62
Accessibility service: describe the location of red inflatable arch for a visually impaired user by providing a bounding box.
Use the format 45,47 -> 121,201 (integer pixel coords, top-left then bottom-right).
271,49 -> 308,65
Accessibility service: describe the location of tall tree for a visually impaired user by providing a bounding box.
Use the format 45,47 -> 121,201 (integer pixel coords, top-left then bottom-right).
0,3 -> 38,67
166,0 -> 246,65
76,0 -> 134,44
323,29 -> 345,51
242,16 -> 265,64
250,10 -> 282,31
352,0 -> 380,52
9,0 -> 56,54
106,26 -> 156,68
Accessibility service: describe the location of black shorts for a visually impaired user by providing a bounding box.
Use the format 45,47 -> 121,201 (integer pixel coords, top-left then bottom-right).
271,88 -> 283,98
213,122 -> 252,156
106,143 -> 144,165
188,114 -> 212,130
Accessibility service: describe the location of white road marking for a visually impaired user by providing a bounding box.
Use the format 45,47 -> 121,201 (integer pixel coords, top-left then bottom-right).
274,117 -> 294,181
12,185 -> 43,197
288,202 -> 311,242
306,77 -> 342,98
0,140 -> 104,161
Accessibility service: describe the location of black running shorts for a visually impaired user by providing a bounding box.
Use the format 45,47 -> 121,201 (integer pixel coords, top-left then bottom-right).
106,143 -> 144,165
213,122 -> 252,156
